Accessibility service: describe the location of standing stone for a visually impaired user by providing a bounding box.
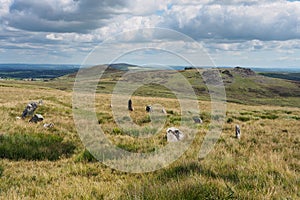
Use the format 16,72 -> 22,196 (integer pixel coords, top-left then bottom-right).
146,105 -> 152,112
166,127 -> 185,142
235,125 -> 241,139
128,99 -> 134,111
161,108 -> 167,114
21,102 -> 38,119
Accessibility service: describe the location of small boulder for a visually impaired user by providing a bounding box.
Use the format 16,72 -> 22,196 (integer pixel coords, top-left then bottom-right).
166,127 -> 185,142
29,114 -> 44,123
192,116 -> 203,124
43,123 -> 54,128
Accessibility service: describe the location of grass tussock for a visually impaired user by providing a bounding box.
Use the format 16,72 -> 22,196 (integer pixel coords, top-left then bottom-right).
0,79 -> 299,199
0,133 -> 76,161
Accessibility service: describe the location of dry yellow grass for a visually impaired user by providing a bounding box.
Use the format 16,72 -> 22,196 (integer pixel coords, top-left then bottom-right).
0,80 -> 299,199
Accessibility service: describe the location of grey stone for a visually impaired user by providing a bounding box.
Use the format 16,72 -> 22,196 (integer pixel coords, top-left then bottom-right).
22,102 -> 38,118
166,127 -> 184,142
235,125 -> 241,139
21,100 -> 43,119
29,114 -> 44,123
193,116 -> 203,124
44,123 -> 54,128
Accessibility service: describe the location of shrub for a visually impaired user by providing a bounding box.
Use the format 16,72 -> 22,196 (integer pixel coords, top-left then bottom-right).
169,116 -> 181,125
227,118 -> 234,123
166,110 -> 174,115
0,133 -> 76,161
235,116 -> 251,122
137,115 -> 151,125
75,149 -> 97,162
291,116 -> 300,120
200,112 -> 211,123
0,165 -> 3,177
112,127 -> 124,135
260,114 -> 278,120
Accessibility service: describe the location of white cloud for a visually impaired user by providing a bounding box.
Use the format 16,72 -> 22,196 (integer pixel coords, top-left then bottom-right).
0,0 -> 300,67
0,0 -> 13,16
46,33 -> 64,41
160,1 -> 300,41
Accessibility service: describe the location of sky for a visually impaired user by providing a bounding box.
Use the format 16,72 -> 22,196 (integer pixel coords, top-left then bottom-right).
0,0 -> 300,68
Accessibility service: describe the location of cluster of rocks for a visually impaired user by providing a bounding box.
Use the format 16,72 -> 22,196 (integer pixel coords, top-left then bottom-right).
19,100 -> 54,128
233,66 -> 256,77
127,99 -> 241,142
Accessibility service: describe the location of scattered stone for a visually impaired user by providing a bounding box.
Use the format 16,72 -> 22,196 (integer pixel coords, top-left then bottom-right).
16,116 -> 21,120
128,99 -> 134,111
166,127 -> 185,142
22,102 -> 38,119
162,108 -> 167,114
233,67 -> 256,77
146,105 -> 152,112
193,116 -> 203,124
21,100 -> 43,119
44,123 -> 54,128
221,70 -> 233,77
235,125 -> 241,139
38,99 -> 43,106
29,114 -> 44,123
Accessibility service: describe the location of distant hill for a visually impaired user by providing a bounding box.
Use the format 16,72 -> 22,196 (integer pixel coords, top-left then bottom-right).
0,64 -> 79,79
259,72 -> 300,82
0,63 -> 299,107
77,65 -> 299,107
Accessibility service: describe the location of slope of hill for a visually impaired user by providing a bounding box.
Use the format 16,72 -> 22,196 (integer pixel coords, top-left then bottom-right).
0,77 -> 299,199
66,65 -> 300,107
260,72 -> 300,82
0,64 -> 79,79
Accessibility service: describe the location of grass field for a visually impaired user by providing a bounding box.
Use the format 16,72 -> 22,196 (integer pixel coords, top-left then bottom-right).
0,69 -> 299,199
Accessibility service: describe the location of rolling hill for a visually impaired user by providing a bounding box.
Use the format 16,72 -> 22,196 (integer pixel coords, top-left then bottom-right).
0,64 -> 299,199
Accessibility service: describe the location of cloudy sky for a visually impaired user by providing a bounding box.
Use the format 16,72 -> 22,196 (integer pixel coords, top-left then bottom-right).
0,0 -> 300,67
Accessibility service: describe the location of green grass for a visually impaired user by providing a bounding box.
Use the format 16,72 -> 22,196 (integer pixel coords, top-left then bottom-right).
0,133 -> 76,161
234,116 -> 251,122
0,68 -> 299,199
75,149 -> 97,162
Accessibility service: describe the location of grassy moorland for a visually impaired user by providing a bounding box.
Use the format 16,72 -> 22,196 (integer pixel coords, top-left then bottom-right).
0,67 -> 299,199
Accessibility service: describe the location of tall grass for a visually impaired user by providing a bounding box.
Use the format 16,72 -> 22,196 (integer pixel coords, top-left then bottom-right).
0,133 -> 76,161
0,79 -> 299,199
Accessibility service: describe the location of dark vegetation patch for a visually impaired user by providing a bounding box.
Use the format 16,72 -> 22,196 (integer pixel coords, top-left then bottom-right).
97,112 -> 113,124
122,181 -> 232,200
0,133 -> 76,161
260,72 -> 300,82
291,116 -> 300,120
260,114 -> 279,120
0,69 -> 79,79
75,149 -> 97,162
137,115 -> 151,125
234,116 -> 251,122
0,165 -> 3,177
116,142 -> 156,153
227,118 -> 234,123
